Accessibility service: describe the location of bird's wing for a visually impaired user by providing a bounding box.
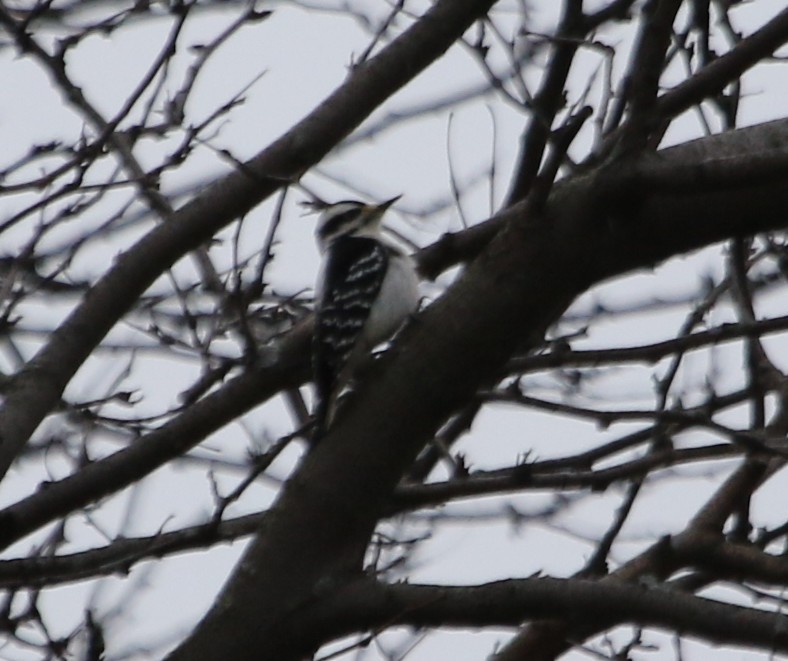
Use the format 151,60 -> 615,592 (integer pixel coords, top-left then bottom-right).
313,237 -> 389,427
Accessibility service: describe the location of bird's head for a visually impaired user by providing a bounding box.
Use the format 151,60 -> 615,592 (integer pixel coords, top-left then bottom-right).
312,196 -> 401,253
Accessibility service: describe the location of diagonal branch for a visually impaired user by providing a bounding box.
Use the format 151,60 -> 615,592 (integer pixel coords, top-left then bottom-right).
656,7 -> 788,122
0,512 -> 265,589
505,0 -> 587,204
616,0 -> 683,151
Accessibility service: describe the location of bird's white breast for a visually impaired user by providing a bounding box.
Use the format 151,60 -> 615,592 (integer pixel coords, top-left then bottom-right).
364,251 -> 419,346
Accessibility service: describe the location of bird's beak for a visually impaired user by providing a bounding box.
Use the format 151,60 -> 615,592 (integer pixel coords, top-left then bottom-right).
375,195 -> 402,212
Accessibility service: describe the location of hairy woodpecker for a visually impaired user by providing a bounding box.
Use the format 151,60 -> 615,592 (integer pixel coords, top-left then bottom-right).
311,197 -> 419,439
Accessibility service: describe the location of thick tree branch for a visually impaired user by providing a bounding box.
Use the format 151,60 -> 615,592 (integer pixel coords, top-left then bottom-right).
674,531 -> 788,586
305,576 -> 788,655
420,118 -> 788,279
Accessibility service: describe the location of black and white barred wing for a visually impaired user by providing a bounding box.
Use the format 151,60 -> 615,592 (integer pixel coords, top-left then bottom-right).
313,237 -> 388,431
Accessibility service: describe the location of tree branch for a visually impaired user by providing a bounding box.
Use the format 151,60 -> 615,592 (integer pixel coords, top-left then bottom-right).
0,321 -> 309,552
512,315 -> 788,372
657,7 -> 788,122
308,576 -> 788,655
0,512 -> 265,589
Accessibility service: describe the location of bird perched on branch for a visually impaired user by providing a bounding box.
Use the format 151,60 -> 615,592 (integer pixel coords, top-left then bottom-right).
310,197 -> 419,440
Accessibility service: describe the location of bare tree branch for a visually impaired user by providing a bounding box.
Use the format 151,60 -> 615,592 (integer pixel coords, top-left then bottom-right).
309,575 -> 788,655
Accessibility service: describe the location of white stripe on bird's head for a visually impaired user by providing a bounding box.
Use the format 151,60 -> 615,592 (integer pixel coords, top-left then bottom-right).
314,197 -> 400,252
